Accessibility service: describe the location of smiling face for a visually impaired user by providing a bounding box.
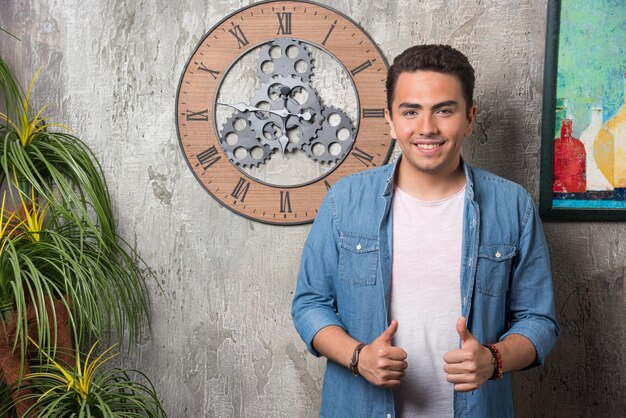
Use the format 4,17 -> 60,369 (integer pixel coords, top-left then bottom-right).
386,70 -> 476,184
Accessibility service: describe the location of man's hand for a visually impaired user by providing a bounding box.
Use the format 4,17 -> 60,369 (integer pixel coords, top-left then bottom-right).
443,316 -> 494,392
358,320 -> 408,388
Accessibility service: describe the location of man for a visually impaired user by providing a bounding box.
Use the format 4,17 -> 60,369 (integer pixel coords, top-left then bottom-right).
291,44 -> 559,417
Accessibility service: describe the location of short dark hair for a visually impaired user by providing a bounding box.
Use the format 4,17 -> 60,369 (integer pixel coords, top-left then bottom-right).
386,44 -> 475,116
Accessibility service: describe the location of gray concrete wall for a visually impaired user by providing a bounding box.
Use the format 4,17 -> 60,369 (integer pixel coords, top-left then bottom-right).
1,0 -> 624,416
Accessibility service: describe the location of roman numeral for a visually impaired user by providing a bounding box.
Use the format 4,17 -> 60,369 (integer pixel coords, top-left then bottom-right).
195,62 -> 220,79
350,60 -> 372,77
322,21 -> 336,46
351,147 -> 375,167
362,108 -> 385,118
231,178 -> 251,202
186,109 -> 208,121
276,12 -> 292,34
279,191 -> 292,213
228,24 -> 249,49
196,146 -> 221,170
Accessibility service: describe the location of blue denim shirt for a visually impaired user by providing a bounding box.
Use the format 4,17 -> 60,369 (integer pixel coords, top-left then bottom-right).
291,159 -> 559,418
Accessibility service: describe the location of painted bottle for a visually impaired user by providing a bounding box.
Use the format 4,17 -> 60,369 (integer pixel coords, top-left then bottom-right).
595,72 -> 626,188
553,119 -> 586,193
580,107 -> 613,190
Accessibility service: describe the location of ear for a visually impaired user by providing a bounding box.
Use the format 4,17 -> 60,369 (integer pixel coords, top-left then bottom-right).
464,105 -> 477,137
385,108 -> 397,139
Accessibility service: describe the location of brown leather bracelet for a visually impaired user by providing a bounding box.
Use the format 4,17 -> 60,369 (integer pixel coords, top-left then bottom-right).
349,343 -> 366,376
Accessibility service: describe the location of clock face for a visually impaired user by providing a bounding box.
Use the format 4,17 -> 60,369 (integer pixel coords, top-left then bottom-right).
176,0 -> 392,225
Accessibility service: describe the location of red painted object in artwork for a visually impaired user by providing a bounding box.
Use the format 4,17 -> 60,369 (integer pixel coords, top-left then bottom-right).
553,119 -> 586,192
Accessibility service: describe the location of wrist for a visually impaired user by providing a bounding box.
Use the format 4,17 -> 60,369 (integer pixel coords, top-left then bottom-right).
482,343 -> 503,380
349,343 -> 366,376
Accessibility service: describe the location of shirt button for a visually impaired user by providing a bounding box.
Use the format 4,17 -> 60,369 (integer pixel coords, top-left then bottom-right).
387,414 -> 392,418
495,251 -> 501,258
356,243 -> 362,250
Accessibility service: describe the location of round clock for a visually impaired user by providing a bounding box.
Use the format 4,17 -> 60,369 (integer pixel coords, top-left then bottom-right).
176,0 -> 392,225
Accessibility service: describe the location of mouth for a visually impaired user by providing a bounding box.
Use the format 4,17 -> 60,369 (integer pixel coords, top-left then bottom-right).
413,140 -> 445,151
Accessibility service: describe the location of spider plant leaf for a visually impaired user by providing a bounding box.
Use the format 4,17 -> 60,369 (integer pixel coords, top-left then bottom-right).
10,341 -> 166,417
0,56 -> 25,127
0,28 -> 21,41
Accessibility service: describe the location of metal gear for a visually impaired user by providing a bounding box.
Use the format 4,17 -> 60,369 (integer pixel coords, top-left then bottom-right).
302,106 -> 355,164
218,112 -> 273,167
256,38 -> 314,83
248,75 -> 323,152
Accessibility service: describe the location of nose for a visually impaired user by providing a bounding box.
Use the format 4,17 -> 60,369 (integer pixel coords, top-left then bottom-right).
418,114 -> 439,137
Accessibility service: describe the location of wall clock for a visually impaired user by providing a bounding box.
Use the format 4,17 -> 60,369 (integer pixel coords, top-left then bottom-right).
176,0 -> 392,225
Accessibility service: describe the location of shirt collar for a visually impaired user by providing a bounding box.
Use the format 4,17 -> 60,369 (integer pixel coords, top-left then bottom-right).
382,157 -> 399,196
382,155 -> 475,198
462,158 -> 475,200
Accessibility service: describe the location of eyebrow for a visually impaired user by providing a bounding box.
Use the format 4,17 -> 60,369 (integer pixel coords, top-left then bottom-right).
398,100 -> 459,110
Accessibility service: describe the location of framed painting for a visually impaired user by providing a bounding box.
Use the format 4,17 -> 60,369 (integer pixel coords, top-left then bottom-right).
539,0 -> 626,220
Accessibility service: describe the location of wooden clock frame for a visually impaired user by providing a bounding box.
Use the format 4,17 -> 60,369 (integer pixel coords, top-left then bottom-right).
176,0 -> 394,225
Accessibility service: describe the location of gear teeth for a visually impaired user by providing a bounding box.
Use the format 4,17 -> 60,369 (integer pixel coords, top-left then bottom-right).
248,75 -> 324,153
217,38 -> 331,167
217,113 -> 273,167
256,38 -> 314,83
302,106 -> 356,164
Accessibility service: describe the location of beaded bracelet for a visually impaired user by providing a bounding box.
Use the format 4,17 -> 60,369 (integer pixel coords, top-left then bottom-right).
483,343 -> 503,380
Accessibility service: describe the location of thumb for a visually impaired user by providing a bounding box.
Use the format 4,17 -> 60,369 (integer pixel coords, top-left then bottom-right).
378,319 -> 398,345
456,316 -> 474,346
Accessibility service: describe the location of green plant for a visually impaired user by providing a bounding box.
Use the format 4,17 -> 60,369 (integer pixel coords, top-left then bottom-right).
0,49 -> 162,417
0,55 -> 152,360
2,339 -> 166,418
0,378 -> 12,411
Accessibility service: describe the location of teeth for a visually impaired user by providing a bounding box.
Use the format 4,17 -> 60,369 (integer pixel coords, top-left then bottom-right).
416,143 -> 442,150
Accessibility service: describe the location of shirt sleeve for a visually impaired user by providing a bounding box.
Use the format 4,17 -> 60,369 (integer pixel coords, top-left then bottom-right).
291,188 -> 346,356
499,195 -> 560,366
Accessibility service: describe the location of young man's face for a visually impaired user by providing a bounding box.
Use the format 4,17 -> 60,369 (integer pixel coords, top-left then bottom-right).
385,70 -> 476,179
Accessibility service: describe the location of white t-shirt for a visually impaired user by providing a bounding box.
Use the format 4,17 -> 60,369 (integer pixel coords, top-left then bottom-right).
390,185 -> 465,418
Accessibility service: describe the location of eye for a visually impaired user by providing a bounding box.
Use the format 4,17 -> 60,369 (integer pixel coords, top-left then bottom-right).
402,110 -> 417,117
437,108 -> 454,116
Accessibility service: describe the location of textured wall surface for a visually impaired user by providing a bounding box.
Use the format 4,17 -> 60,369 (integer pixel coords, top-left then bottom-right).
1,0 -> 625,416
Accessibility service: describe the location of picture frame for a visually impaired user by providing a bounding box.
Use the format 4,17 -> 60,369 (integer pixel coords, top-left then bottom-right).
539,0 -> 626,221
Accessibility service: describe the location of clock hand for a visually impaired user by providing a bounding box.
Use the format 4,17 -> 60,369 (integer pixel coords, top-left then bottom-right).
217,102 -> 311,121
218,102 -> 296,153
217,102 -> 264,113
274,89 -> 290,153
275,107 -> 312,121
279,86 -> 313,121
278,134 -> 289,153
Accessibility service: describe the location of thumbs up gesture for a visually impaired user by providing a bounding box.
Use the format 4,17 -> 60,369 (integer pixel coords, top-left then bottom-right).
443,316 -> 494,392
358,320 -> 408,388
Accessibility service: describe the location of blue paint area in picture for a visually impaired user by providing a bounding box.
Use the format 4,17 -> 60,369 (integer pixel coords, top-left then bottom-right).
552,199 -> 626,209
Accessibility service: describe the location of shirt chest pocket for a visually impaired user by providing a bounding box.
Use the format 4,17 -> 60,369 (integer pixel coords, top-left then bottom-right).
339,234 -> 379,286
476,244 -> 516,296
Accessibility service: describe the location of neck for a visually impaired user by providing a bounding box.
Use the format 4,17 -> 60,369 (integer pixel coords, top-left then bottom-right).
395,158 -> 466,201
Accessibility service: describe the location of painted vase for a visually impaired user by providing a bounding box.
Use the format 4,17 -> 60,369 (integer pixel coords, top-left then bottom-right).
594,72 -> 626,187
580,107 -> 613,191
553,119 -> 586,193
